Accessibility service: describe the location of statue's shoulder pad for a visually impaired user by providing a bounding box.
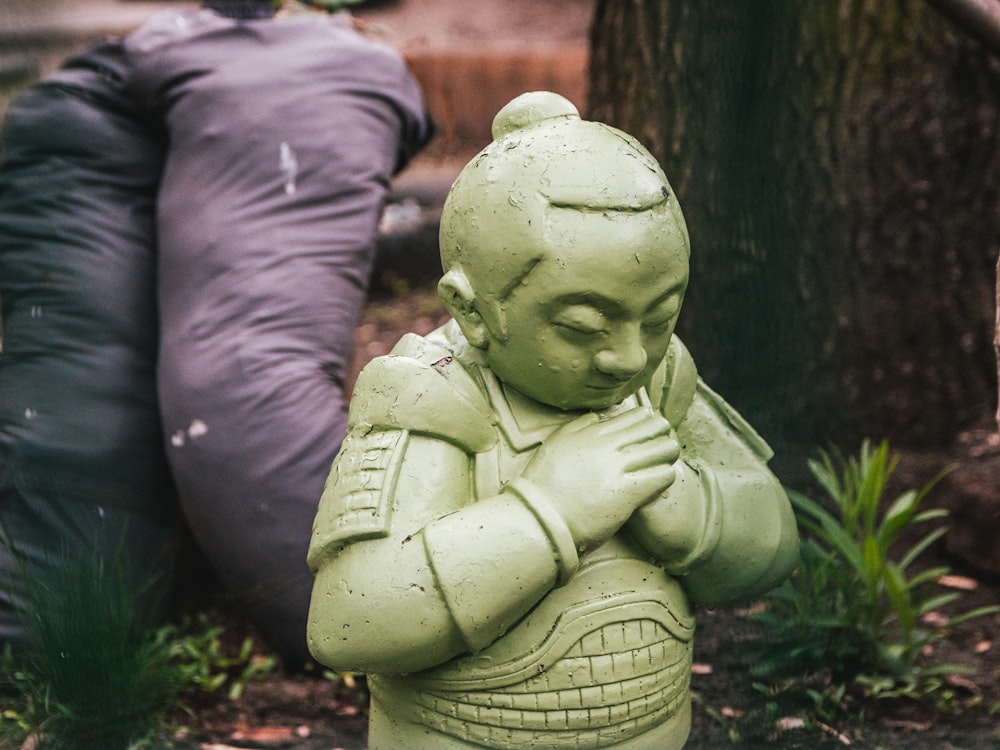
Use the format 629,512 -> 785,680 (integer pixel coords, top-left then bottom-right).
651,336 -> 772,460
692,380 -> 774,461
649,335 -> 699,427
348,333 -> 497,454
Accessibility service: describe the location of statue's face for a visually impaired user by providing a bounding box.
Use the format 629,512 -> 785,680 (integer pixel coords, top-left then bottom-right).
481,208 -> 688,412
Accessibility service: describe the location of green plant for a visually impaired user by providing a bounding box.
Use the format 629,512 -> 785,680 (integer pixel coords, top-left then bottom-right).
689,690 -> 742,744
0,540 -> 184,749
3,610 -> 278,749
752,440 -> 999,698
0,521 -> 276,749
167,611 -> 278,703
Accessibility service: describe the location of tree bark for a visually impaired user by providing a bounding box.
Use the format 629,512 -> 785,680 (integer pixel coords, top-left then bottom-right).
590,1 -> 1000,468
996,254 -> 1000,429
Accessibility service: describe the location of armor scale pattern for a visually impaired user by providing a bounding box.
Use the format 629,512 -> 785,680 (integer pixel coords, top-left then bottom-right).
413,618 -> 692,749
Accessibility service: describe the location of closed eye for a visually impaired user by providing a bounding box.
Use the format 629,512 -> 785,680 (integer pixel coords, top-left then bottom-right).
642,318 -> 673,332
553,320 -> 606,336
551,305 -> 608,336
642,294 -> 682,331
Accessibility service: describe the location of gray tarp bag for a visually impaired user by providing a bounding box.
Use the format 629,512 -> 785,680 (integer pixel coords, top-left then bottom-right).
0,41 -> 175,649
126,9 -> 431,665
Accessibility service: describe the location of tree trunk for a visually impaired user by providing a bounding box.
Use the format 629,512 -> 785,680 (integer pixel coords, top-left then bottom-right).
996,253 -> 1000,429
589,0 -> 1000,471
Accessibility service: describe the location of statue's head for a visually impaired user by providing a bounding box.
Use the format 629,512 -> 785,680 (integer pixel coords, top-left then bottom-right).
438,91 -> 690,412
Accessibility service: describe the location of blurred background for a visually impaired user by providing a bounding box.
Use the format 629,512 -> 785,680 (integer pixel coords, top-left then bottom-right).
3,0 -> 1000,572
3,0 -> 1000,570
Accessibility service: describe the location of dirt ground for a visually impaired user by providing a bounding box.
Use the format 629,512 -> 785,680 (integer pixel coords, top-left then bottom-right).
170,596 -> 1000,750
164,287 -> 1000,750
170,586 -> 1000,750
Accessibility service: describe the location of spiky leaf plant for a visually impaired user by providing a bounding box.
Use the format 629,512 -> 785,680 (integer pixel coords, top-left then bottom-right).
753,440 -> 999,697
2,532 -> 180,749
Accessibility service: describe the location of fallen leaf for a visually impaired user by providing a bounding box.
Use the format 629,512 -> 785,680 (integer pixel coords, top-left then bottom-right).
720,706 -> 744,718
230,726 -> 295,743
816,720 -> 852,744
881,718 -> 932,731
945,673 -> 981,693
691,662 -> 713,675
938,574 -> 979,591
921,611 -> 950,628
975,639 -> 992,654
773,716 -> 806,732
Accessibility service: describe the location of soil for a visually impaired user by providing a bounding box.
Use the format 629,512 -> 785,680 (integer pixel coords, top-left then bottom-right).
165,286 -> 1000,750
168,588 -> 1000,750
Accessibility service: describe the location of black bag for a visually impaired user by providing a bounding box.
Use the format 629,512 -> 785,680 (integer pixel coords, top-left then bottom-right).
0,41 -> 175,649
0,7 -> 431,665
127,8 -> 431,664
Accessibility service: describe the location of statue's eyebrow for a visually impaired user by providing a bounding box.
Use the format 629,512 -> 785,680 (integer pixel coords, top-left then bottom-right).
496,254 -> 544,301
550,292 -> 622,316
550,279 -> 686,317
645,280 -> 688,311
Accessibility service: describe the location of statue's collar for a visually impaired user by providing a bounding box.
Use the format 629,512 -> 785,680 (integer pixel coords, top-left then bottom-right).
477,368 -> 647,452
434,320 -> 651,451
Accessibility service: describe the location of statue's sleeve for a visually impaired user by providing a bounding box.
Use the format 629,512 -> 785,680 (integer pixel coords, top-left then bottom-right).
306,344 -> 577,675
630,339 -> 799,608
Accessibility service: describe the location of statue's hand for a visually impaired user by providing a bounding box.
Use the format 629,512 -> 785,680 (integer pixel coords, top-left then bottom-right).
521,407 -> 679,553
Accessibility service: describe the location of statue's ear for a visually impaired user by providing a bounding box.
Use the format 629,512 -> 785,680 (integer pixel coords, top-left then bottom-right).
439,269 -> 490,349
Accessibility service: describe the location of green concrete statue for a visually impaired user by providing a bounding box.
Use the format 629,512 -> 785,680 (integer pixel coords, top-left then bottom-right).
307,91 -> 799,750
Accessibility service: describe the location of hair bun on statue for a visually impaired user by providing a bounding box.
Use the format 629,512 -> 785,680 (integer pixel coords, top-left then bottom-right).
441,89 -> 690,286
491,91 -> 580,140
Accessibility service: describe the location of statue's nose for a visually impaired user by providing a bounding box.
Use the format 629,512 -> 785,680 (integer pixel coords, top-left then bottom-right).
593,331 -> 647,381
